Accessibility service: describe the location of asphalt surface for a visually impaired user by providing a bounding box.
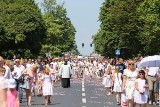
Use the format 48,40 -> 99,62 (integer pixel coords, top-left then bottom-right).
20,76 -> 158,107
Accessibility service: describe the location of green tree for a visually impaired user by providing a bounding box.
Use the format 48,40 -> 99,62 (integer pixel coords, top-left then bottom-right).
93,0 -> 144,58
41,0 -> 77,57
94,0 -> 160,58
137,0 -> 160,55
0,0 -> 46,58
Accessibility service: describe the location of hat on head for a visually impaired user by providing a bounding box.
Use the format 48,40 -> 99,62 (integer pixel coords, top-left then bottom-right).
8,79 -> 16,89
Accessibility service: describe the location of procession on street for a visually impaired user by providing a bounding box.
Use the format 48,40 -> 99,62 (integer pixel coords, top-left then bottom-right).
1,0 -> 160,106
0,55 -> 159,107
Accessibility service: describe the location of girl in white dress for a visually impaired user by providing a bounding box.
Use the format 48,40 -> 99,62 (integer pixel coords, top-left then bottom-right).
134,70 -> 148,107
113,66 -> 122,105
49,64 -> 55,82
73,63 -> 79,78
42,68 -> 54,105
88,65 -> 94,79
85,66 -> 89,76
54,66 -> 59,82
102,67 -> 112,95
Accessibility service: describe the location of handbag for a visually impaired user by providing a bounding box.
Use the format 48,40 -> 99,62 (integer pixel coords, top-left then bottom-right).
121,92 -> 128,107
36,86 -> 42,97
18,74 -> 25,84
19,74 -> 30,89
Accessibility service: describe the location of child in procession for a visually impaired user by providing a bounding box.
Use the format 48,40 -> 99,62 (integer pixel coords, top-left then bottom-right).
134,70 -> 149,107
102,67 -> 113,96
113,66 -> 122,105
88,65 -> 94,79
42,67 -> 54,105
54,66 -> 59,82
49,64 -> 55,87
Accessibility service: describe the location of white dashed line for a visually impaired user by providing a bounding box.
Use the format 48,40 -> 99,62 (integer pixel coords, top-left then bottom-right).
82,84 -> 84,88
82,87 -> 85,91
82,93 -> 86,96
82,78 -> 86,107
82,98 -> 86,103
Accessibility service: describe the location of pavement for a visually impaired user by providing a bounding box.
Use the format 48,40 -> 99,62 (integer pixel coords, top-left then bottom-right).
20,76 -> 158,107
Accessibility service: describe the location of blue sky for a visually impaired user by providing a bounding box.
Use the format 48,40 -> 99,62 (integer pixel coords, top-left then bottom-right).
35,0 -> 104,55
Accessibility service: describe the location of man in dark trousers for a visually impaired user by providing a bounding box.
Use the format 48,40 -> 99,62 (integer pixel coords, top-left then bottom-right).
59,59 -> 72,88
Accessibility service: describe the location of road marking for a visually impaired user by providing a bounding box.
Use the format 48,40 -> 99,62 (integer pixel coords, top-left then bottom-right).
82,93 -> 86,96
82,84 -> 84,88
82,78 -> 86,107
82,87 -> 85,91
82,98 -> 86,103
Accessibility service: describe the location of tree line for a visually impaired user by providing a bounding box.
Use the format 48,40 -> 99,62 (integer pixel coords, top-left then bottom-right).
0,0 -> 79,59
93,0 -> 160,59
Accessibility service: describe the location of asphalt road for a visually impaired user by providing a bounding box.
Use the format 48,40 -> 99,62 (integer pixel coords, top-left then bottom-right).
20,76 -> 158,107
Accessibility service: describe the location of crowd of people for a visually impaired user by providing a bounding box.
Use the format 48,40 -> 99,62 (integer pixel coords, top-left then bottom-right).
0,55 -> 159,107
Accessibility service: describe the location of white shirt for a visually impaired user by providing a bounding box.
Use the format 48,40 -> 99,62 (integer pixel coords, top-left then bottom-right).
93,61 -> 97,67
98,63 -> 104,70
59,64 -> 72,78
79,61 -> 84,67
3,65 -> 13,79
26,63 -> 32,68
148,67 -> 159,76
13,65 -> 25,79
51,62 -> 58,69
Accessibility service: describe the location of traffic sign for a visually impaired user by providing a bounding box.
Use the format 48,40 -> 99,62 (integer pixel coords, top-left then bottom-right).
115,50 -> 120,55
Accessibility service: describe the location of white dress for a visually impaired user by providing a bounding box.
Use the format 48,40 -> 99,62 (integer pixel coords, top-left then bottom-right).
84,67 -> 89,76
124,69 -> 138,99
42,75 -> 53,96
134,78 -> 148,104
113,73 -> 122,92
88,66 -> 93,77
50,68 -> 55,81
0,77 -> 7,90
102,74 -> 112,88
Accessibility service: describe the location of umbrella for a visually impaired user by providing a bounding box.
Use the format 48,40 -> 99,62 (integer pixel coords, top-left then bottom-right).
138,55 -> 160,68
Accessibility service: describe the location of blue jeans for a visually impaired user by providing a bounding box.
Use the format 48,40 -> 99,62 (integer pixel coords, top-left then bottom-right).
19,86 -> 23,101
98,69 -> 104,77
16,80 -> 23,101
